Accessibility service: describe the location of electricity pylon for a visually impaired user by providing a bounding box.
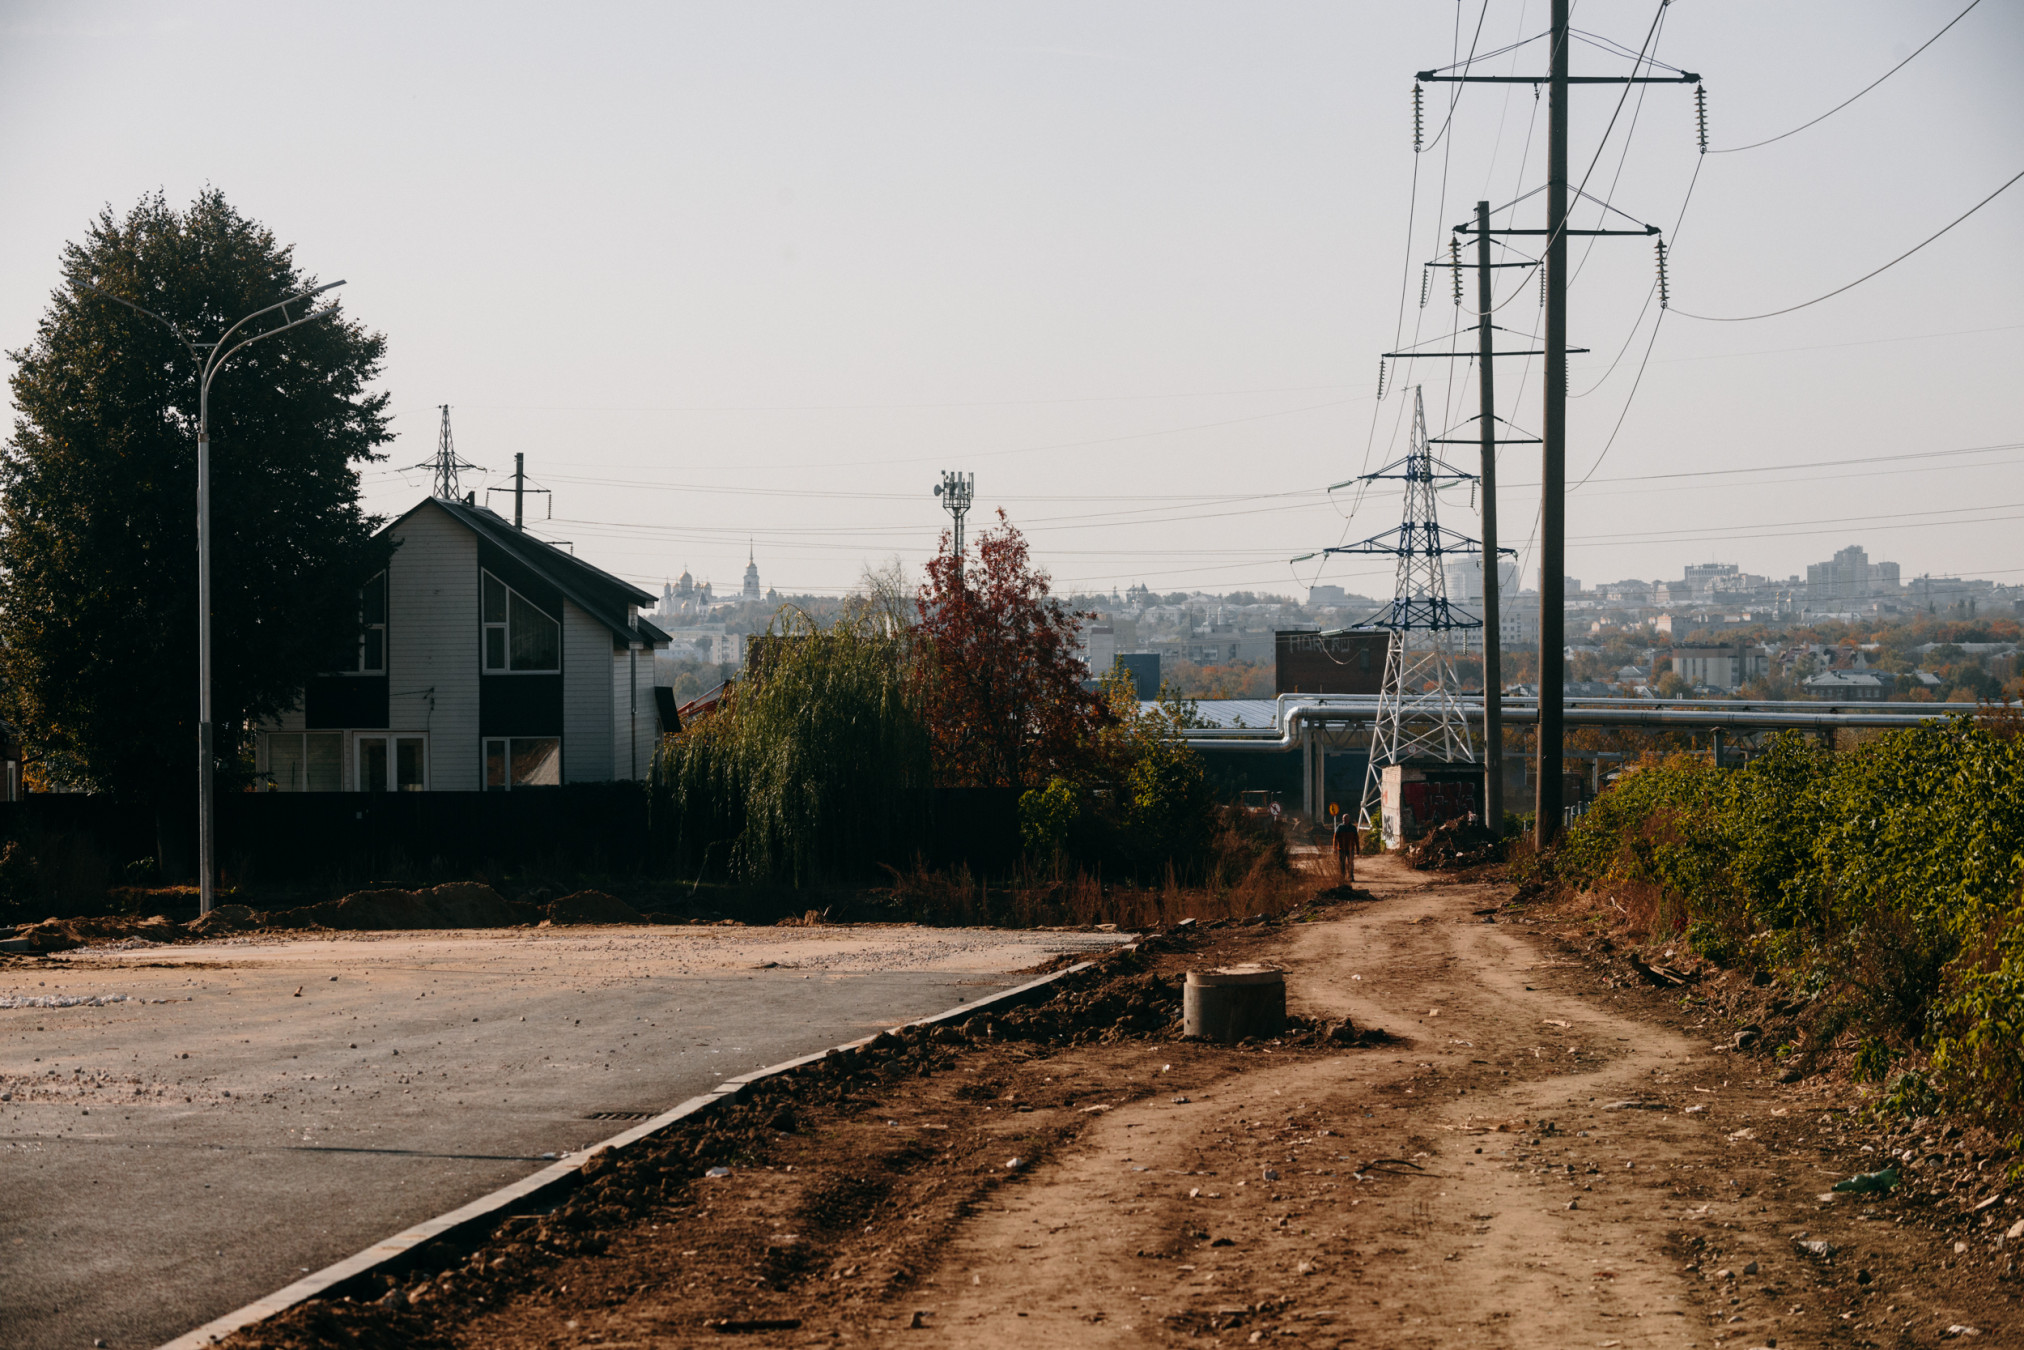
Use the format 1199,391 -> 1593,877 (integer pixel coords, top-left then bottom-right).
1312,388 -> 1496,829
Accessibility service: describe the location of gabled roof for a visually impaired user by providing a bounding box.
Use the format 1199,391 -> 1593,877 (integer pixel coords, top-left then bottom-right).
386,497 -> 665,646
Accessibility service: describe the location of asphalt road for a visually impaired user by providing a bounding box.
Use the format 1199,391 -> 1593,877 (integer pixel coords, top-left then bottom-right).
0,923 -> 1120,1350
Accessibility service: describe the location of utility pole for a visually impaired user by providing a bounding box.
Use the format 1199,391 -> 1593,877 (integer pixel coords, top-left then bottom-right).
1419,6 -> 1697,847
80,278 -> 347,914
1473,199 -> 1505,836
934,471 -> 975,588
1538,0 -> 1570,845
514,452 -> 526,529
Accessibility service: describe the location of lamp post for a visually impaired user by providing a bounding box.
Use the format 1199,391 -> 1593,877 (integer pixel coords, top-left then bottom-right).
81,279 -> 346,914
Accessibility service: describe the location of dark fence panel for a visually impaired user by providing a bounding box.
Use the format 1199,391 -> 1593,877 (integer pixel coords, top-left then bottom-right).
0,782 -> 1016,892
909,787 -> 1022,877
0,785 -> 653,888
216,785 -> 651,883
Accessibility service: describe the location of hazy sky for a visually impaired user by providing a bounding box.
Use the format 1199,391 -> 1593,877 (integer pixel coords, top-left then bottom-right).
3,1 -> 2019,602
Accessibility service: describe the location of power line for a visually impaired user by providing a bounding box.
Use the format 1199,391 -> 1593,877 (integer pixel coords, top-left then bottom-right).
1709,0 -> 1985,154
1673,167 -> 2024,323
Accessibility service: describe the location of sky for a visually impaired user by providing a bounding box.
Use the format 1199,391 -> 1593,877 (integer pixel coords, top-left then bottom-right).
2,1 -> 2019,603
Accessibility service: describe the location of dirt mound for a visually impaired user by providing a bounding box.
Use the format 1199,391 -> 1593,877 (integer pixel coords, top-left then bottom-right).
7,913 -> 180,952
1405,816 -> 1505,870
274,882 -> 530,931
985,958 -> 1181,1045
184,904 -> 265,937
544,890 -> 644,925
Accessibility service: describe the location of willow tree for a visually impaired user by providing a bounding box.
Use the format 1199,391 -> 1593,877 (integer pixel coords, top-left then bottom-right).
652,597 -> 932,885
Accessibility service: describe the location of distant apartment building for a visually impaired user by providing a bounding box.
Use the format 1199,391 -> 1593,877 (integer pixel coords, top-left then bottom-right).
1079,623 -> 1118,678
1669,644 -> 1769,693
1453,603 -> 1540,650
1806,544 -> 1900,603
1307,584 -> 1349,605
1146,628 -> 1275,666
1682,562 -> 1739,597
1442,558 -> 1520,604
1803,670 -> 1888,701
660,626 -> 743,667
1908,575 -> 1997,610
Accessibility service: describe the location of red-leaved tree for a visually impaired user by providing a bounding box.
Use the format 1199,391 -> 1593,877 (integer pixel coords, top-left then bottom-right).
915,511 -> 1107,788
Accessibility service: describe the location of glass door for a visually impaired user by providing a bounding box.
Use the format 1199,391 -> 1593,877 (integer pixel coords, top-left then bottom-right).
356,735 -> 427,791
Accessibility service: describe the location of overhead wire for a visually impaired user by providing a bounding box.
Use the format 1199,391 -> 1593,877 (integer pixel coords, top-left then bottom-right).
1670,167 -> 2024,322
1709,0 -> 1985,154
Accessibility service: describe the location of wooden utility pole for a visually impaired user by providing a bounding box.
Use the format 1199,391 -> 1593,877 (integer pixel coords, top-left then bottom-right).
1418,6 -> 1697,849
1473,199 -> 1505,836
1537,0 -> 1570,845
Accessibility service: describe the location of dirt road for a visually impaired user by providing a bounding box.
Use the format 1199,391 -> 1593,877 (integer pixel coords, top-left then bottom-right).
218,857 -> 2016,1350
919,855 -> 2003,1347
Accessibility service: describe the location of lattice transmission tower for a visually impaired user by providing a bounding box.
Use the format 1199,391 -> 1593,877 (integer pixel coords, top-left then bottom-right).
1314,388 -> 1493,827
411,404 -> 485,500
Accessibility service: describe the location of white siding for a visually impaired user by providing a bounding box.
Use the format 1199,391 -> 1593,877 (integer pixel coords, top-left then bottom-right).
387,505 -> 480,789
610,642 -> 658,781
562,599 -> 613,782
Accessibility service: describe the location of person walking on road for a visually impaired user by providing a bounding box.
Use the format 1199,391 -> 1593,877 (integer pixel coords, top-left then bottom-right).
1332,811 -> 1358,883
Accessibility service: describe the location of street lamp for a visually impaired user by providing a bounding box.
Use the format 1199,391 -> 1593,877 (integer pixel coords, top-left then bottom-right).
81,279 -> 346,914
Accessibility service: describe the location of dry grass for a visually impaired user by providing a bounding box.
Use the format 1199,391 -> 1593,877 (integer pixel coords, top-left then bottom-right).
881,847 -> 1328,929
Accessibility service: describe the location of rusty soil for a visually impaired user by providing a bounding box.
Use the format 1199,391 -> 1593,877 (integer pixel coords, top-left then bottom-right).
228,854 -> 2020,1349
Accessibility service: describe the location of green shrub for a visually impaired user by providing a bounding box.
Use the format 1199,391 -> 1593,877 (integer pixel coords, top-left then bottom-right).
1552,719 -> 2024,1138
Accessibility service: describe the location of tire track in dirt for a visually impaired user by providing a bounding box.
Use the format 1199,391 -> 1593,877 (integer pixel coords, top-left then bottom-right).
916,855 -> 1966,1347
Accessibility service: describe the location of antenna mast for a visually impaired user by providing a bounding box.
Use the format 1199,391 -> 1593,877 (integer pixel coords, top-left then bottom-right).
934,471 -> 975,586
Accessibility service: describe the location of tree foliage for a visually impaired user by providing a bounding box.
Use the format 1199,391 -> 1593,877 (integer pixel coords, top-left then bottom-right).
651,598 -> 930,885
914,511 -> 1104,790
1550,718 -> 2024,1139
1,190 -> 391,799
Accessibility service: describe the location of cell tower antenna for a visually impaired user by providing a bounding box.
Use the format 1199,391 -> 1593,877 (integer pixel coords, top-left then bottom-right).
411,404 -> 484,500
934,471 -> 975,586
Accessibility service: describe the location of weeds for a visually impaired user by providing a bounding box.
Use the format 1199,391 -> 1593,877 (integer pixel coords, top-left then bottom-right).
1546,718 -> 2024,1141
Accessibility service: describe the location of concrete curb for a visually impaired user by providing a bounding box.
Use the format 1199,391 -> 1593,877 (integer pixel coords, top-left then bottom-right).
156,955 -> 1106,1349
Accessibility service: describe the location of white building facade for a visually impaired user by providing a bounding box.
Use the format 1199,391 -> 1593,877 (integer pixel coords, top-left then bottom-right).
256,498 -> 672,792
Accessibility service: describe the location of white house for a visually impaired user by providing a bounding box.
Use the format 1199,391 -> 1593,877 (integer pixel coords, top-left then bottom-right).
256,496 -> 672,792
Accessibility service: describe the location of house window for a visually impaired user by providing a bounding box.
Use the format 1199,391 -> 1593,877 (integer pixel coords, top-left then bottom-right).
262,732 -> 344,791
358,573 -> 387,673
356,734 -> 427,792
484,737 -> 560,790
482,571 -> 560,672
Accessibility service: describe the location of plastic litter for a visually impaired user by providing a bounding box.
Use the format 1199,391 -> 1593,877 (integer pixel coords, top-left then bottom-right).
1831,1167 -> 1899,1195
704,1166 -> 732,1178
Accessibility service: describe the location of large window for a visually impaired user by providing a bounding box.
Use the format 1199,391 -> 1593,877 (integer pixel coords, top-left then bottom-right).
482,572 -> 560,672
262,732 -> 344,791
357,573 -> 386,673
484,737 -> 560,790
356,734 -> 427,792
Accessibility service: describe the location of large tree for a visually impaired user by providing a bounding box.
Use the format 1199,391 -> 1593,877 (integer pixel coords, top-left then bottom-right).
1,190 -> 392,807
915,511 -> 1106,788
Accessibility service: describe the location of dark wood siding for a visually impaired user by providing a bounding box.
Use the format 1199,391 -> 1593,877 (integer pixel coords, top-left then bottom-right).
480,674 -> 564,736
305,675 -> 389,729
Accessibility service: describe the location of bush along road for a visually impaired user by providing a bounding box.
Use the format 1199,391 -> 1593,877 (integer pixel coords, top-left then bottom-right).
213,852 -> 2017,1349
